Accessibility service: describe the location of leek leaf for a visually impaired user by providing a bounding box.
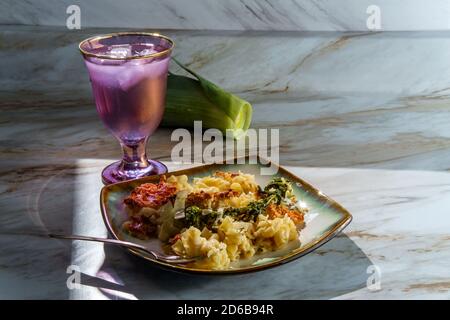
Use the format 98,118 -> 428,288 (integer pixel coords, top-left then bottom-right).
161,59 -> 252,139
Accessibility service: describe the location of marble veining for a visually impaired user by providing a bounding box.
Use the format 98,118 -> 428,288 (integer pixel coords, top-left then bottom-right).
2,0 -> 450,31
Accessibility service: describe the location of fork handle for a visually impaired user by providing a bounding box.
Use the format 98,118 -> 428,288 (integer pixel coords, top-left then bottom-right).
1,231 -> 194,264
47,233 -> 153,256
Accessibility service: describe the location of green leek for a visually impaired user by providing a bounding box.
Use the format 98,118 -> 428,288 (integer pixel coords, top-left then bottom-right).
161,59 -> 253,139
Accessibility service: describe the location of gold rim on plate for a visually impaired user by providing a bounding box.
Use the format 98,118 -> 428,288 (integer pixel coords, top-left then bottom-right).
79,32 -> 175,61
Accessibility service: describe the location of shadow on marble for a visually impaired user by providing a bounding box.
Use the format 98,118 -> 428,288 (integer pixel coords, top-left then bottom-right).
87,233 -> 372,300
0,163 -> 79,299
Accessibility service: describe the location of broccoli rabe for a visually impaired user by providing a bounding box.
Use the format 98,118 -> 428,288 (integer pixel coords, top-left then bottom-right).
222,199 -> 266,222
184,205 -> 218,229
263,177 -> 293,204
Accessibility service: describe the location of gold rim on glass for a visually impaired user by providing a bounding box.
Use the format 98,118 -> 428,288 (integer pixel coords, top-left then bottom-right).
78,32 -> 175,60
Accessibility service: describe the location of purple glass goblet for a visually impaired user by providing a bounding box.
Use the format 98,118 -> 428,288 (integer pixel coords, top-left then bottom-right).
79,32 -> 174,185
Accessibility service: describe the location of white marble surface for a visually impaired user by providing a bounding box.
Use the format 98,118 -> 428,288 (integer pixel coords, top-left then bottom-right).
2,0 -> 450,31
1,159 -> 449,299
1,26 -> 450,299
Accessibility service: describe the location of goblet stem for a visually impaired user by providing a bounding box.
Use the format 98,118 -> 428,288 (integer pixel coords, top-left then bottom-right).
119,138 -> 150,174
100,136 -> 167,184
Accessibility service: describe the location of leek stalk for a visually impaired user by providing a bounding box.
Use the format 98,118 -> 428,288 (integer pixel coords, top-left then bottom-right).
161,59 -> 252,139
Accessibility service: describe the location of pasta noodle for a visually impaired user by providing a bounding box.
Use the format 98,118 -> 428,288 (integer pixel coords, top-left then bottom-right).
193,171 -> 258,194
172,214 -> 299,269
172,226 -> 231,269
254,214 -> 298,251
166,174 -> 192,192
217,216 -> 255,261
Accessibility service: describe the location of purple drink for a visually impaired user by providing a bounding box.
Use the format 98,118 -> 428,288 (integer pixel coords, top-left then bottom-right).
79,33 -> 174,184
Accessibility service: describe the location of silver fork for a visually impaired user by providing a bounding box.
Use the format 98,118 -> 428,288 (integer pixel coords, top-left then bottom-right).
10,232 -> 196,264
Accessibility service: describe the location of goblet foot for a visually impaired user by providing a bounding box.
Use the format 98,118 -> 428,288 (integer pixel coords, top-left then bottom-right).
101,159 -> 168,185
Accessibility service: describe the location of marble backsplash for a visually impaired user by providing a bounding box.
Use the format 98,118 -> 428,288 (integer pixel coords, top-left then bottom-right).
3,26 -> 450,172
2,26 -> 450,99
1,0 -> 450,31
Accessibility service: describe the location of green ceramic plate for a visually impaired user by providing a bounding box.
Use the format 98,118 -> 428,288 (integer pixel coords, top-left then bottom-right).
100,161 -> 352,274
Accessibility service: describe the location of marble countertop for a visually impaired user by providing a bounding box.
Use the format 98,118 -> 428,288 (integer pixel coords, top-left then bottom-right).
1,26 -> 450,299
